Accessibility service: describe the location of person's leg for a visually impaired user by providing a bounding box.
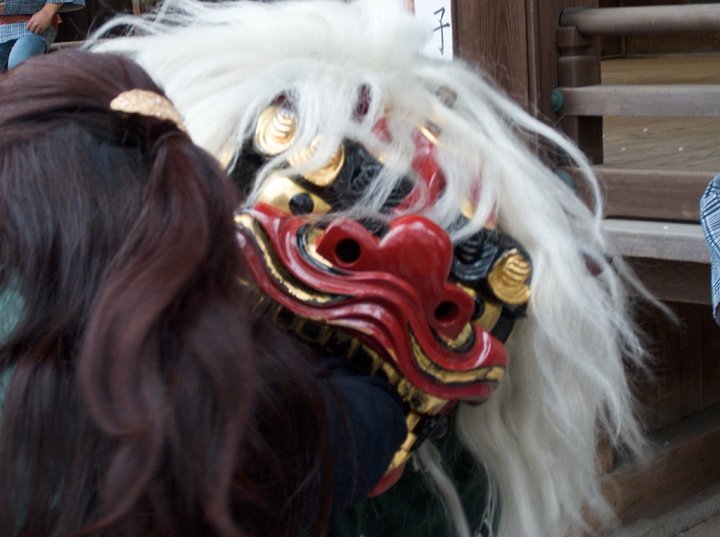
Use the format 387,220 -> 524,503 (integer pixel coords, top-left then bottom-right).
7,34 -> 47,70
0,40 -> 16,72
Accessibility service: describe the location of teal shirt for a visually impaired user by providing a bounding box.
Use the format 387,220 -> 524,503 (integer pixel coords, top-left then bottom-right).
0,285 -> 22,343
0,284 -> 21,408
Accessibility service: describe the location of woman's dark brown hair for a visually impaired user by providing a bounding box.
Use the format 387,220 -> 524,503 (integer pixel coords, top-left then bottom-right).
0,50 -> 330,537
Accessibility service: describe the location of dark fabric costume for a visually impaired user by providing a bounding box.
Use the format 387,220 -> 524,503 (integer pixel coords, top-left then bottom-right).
319,356 -> 407,512
330,416 -> 493,537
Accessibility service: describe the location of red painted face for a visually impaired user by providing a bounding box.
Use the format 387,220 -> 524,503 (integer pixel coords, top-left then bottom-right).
233,101 -> 532,490
238,204 -> 508,401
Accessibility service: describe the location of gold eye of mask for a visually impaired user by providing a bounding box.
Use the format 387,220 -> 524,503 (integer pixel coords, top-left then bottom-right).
255,105 -> 298,156
257,175 -> 332,216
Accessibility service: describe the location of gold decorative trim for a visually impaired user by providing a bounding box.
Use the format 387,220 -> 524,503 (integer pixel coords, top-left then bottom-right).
488,249 -> 532,305
109,89 -> 186,132
254,105 -> 297,155
410,331 -> 505,385
288,138 -> 345,187
474,301 -> 503,332
456,283 -> 503,333
235,213 -> 337,304
361,346 -> 448,416
418,122 -> 441,145
217,144 -> 238,169
460,198 -> 476,220
301,227 -> 336,269
437,322 -> 474,350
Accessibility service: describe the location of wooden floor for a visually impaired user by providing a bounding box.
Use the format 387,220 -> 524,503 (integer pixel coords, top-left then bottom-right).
685,515 -> 720,537
610,481 -> 720,537
601,53 -> 720,173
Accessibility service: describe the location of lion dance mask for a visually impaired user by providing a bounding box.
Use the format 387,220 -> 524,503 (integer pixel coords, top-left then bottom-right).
233,95 -> 532,491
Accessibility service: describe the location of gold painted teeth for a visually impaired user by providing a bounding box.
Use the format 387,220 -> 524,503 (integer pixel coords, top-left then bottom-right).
248,292 -> 450,416
387,412 -> 422,472
260,301 -> 364,361
362,346 -> 400,384
248,289 -> 450,477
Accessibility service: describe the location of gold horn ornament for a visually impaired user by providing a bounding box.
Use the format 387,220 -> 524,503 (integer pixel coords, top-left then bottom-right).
488,249 -> 532,305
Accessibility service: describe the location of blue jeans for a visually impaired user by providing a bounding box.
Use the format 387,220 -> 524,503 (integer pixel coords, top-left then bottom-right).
0,34 -> 47,71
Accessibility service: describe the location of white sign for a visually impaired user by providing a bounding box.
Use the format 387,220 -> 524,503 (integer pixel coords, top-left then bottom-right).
412,0 -> 454,61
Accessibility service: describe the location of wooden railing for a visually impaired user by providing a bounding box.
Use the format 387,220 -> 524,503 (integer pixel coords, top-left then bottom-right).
561,4 -> 720,35
554,3 -> 720,305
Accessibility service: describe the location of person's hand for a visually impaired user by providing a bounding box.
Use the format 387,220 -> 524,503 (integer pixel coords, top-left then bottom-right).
26,3 -> 61,34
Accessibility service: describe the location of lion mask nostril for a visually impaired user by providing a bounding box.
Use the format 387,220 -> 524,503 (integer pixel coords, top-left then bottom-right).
434,301 -> 459,324
335,238 -> 362,264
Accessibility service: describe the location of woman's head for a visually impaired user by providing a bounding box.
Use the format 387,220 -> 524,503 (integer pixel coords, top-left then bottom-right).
0,50 -> 329,537
0,50 -> 234,359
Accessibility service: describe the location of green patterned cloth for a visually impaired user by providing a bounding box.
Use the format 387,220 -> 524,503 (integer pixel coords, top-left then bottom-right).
329,422 -> 493,537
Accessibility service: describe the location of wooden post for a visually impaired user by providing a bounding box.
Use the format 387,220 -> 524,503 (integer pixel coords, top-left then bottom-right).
528,0 -> 599,121
556,25 -> 604,163
453,0 -> 599,121
454,0 -> 532,108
